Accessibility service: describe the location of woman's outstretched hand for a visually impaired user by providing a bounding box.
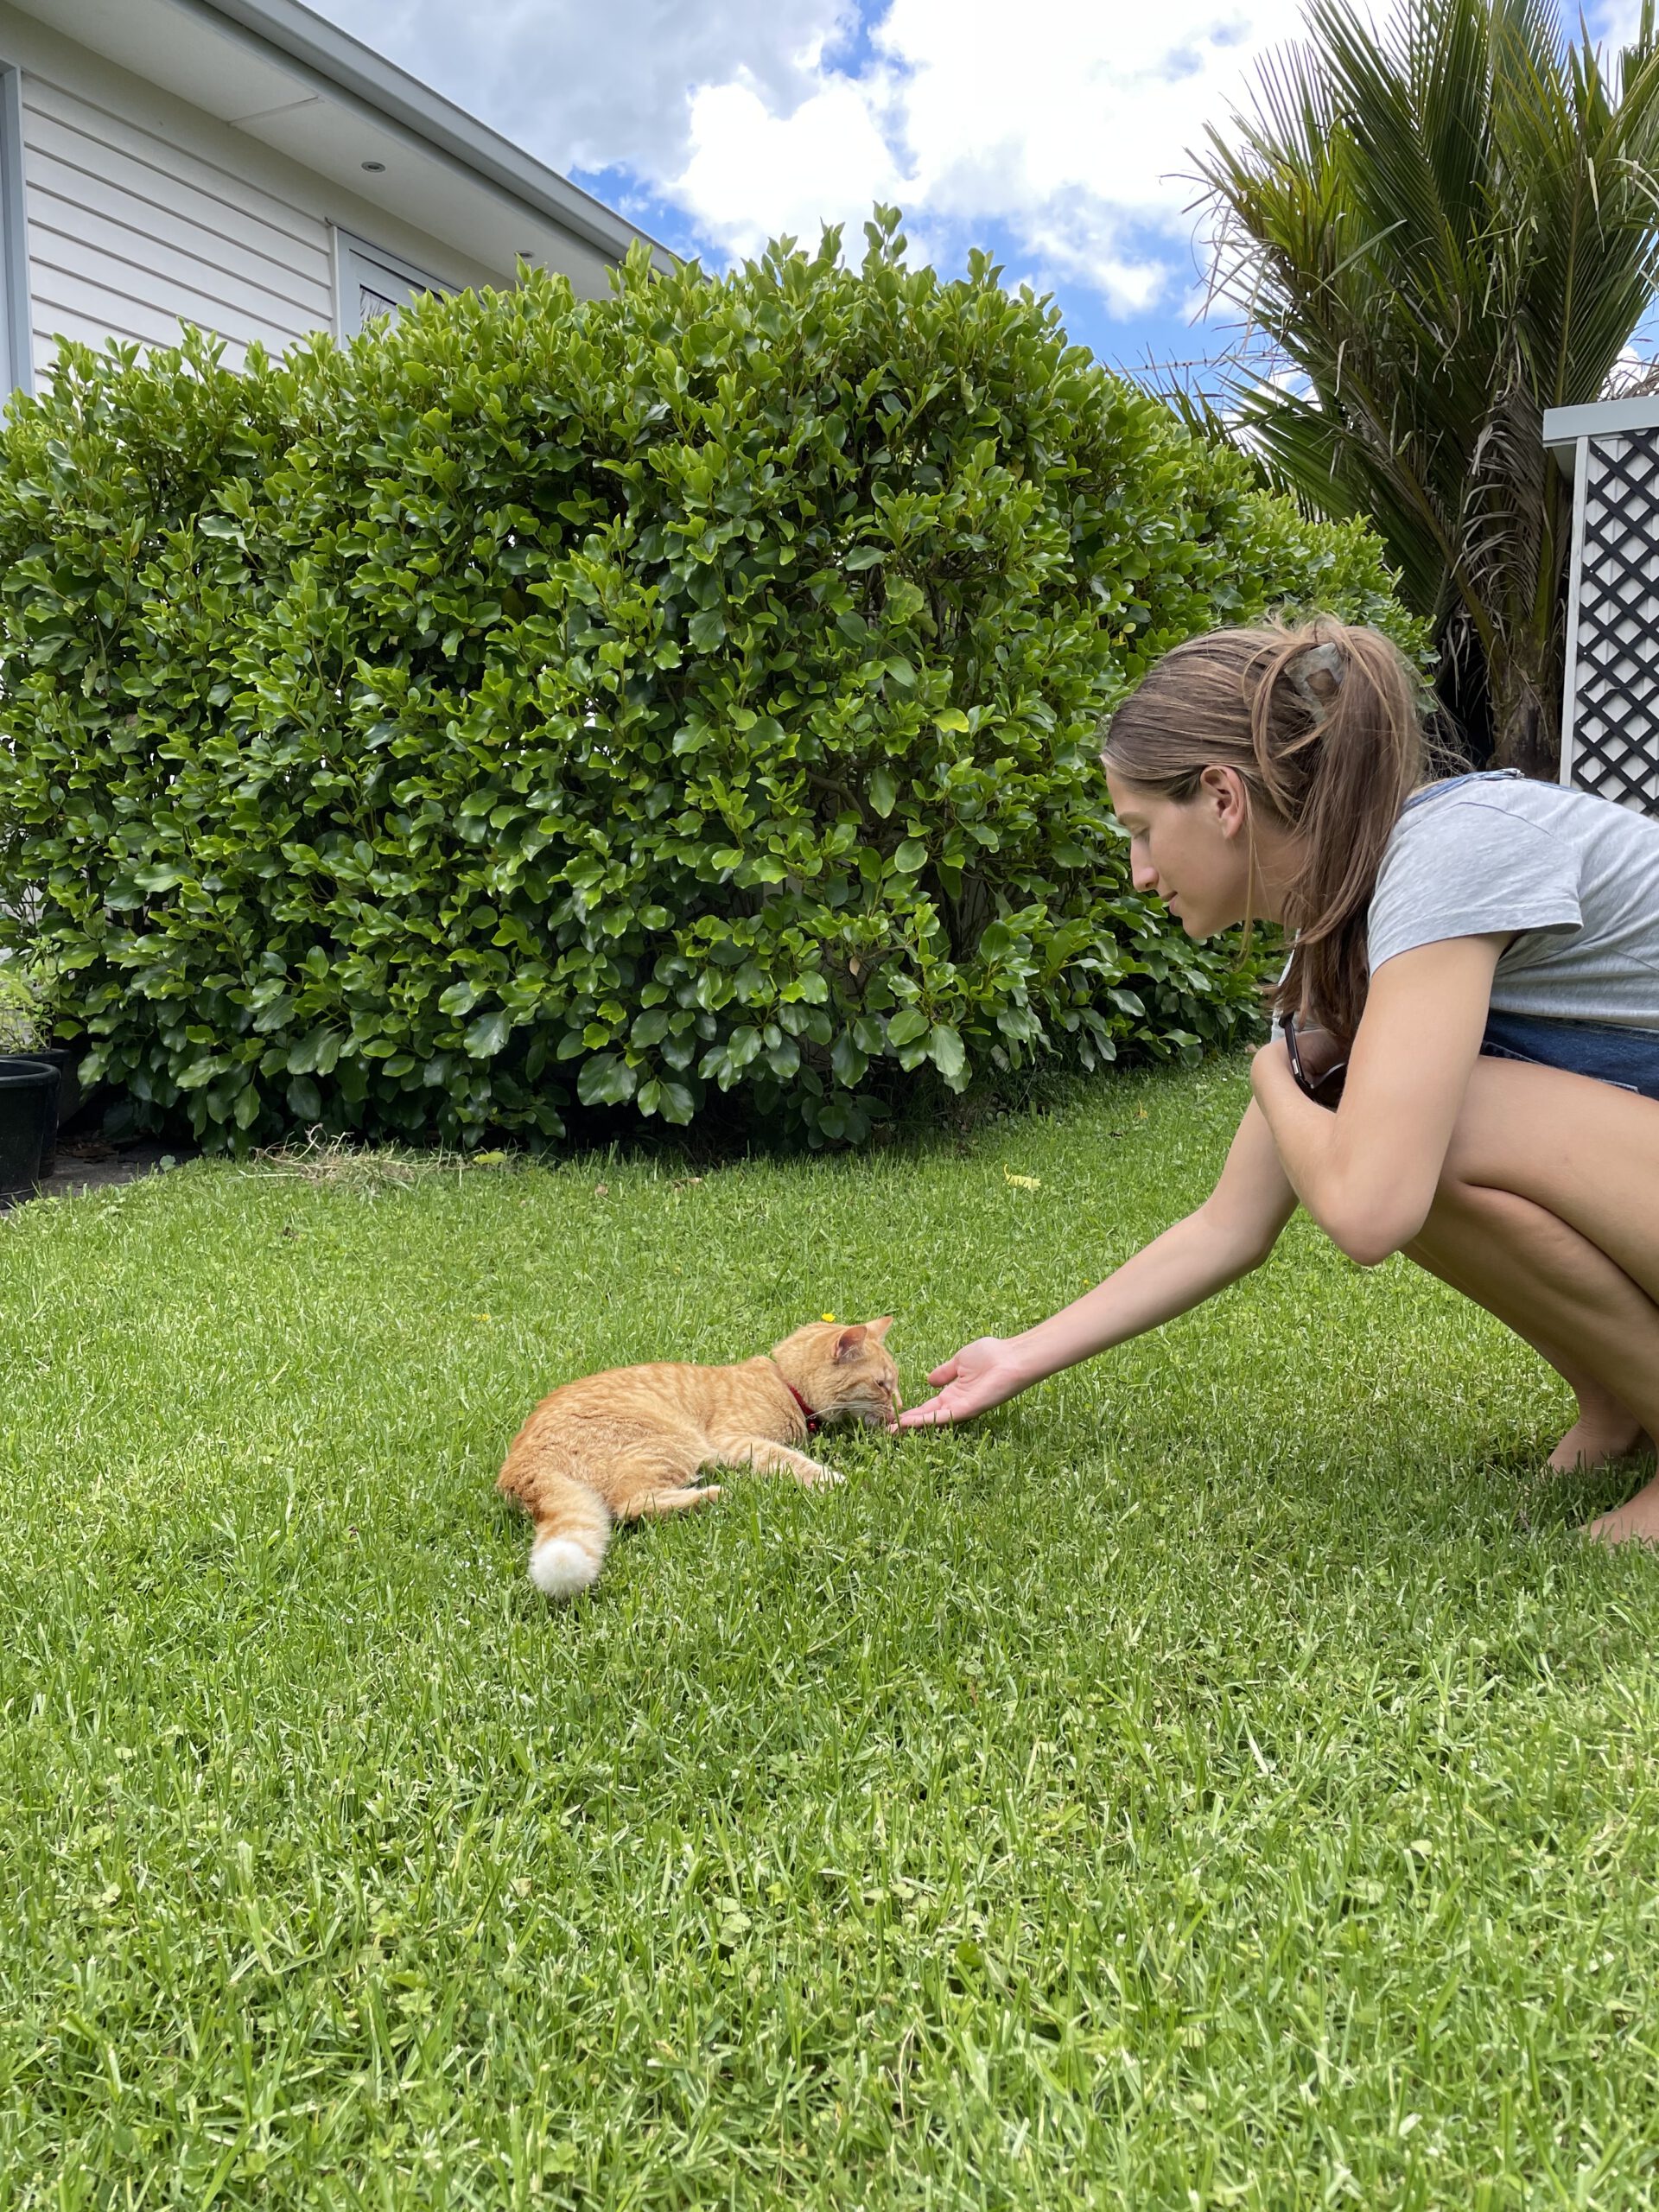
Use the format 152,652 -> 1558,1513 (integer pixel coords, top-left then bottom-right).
899,1337 -> 1029,1427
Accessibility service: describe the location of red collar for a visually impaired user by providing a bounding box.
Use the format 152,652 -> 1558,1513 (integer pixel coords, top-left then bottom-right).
780,1377 -> 821,1433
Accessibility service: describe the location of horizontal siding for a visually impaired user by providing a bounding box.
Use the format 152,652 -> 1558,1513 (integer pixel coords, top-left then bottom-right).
30,192 -> 330,331
31,255 -> 320,364
26,155 -> 332,312
21,73 -> 334,378
24,77 -> 328,257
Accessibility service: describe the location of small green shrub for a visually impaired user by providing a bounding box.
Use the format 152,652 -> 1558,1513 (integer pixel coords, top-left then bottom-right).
0,957 -> 48,1055
0,213 -> 1414,1148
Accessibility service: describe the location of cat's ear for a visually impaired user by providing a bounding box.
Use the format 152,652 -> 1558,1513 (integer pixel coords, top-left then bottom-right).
833,1325 -> 869,1363
865,1316 -> 894,1342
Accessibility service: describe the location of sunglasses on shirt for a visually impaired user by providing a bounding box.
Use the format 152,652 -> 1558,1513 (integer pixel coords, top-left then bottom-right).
1284,1012 -> 1348,1110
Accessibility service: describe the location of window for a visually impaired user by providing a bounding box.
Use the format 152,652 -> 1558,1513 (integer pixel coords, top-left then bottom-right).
0,62 -> 32,396
334,229 -> 451,339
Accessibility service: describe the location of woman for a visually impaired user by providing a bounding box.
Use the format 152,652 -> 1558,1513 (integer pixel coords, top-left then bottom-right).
900,619 -> 1659,1543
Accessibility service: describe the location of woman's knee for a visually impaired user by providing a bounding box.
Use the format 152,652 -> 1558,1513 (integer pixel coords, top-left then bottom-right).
1436,1058 -> 1529,1187
1424,1171 -> 1618,1305
1423,1165 -> 1504,1231
1443,1052 -> 1657,1190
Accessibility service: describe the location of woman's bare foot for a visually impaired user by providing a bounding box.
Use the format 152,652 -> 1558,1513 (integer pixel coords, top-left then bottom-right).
1549,1401 -> 1653,1474
1587,1469 -> 1659,1546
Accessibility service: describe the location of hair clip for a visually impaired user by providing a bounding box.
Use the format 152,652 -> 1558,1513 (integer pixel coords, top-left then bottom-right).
1285,640 -> 1344,720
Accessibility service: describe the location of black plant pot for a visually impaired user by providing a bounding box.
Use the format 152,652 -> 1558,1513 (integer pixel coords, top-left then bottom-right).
0,1056 -> 61,1203
32,1046 -> 80,1171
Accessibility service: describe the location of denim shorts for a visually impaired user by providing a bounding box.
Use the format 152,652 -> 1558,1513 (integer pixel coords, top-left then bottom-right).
1480,1010 -> 1659,1102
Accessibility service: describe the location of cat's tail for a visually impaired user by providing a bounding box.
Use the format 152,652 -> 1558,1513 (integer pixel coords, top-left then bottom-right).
526,1477 -> 611,1599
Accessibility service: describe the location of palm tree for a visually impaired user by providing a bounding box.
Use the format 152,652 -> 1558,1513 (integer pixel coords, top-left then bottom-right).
1195,0 -> 1659,773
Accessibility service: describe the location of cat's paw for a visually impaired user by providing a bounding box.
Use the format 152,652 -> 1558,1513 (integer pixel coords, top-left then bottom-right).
803,1465 -> 844,1489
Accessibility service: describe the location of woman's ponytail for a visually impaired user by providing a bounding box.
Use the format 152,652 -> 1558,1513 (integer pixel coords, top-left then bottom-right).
1101,617 -> 1427,1048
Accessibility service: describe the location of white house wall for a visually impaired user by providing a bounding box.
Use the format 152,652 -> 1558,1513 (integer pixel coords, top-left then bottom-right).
23,74 -> 334,373
0,1 -> 505,383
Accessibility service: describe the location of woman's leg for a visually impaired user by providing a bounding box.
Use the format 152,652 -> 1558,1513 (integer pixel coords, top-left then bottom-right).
1406,1185 -> 1654,1470
1406,1057 -> 1659,1541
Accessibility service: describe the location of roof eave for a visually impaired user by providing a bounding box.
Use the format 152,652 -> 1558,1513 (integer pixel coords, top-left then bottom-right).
1543,396 -> 1659,480
188,0 -> 677,273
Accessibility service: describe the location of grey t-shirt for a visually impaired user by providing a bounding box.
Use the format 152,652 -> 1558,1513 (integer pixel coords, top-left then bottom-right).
1367,771 -> 1659,1027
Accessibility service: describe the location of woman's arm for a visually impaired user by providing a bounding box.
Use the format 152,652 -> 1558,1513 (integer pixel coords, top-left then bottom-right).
1250,934 -> 1503,1267
900,1100 -> 1299,1427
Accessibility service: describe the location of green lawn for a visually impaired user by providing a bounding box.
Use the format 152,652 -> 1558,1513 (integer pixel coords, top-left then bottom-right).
3,1058 -> 1657,2209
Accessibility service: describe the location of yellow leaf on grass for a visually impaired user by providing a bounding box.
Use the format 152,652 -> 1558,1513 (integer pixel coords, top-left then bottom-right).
821,1313 -> 836,1322
1002,1167 -> 1042,1191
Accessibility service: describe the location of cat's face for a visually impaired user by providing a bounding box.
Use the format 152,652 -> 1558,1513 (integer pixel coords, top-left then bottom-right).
773,1317 -> 902,1427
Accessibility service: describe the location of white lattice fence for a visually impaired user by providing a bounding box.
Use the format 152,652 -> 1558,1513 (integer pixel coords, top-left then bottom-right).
1552,400 -> 1659,817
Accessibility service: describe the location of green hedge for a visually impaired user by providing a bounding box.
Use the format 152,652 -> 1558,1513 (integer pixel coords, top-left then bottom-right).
0,213 -> 1414,1148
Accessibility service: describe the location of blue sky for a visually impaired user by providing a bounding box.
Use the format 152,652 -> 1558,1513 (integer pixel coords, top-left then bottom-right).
309,0 -> 1647,401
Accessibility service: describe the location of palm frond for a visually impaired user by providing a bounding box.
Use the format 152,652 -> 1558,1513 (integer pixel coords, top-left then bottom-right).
1188,0 -> 1659,770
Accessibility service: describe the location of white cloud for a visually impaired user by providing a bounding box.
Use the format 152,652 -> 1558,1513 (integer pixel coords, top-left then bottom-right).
304,0 -> 1324,321
305,0 -> 859,180
674,75 -> 906,259
663,0 -> 1319,316
308,0 -> 1639,335
1587,1 -> 1649,43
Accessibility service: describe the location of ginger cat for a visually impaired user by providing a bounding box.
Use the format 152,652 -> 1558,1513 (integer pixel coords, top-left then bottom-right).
499,1317 -> 901,1598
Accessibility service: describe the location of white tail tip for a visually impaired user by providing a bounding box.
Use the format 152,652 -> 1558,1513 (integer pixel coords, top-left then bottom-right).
529,1535 -> 603,1599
